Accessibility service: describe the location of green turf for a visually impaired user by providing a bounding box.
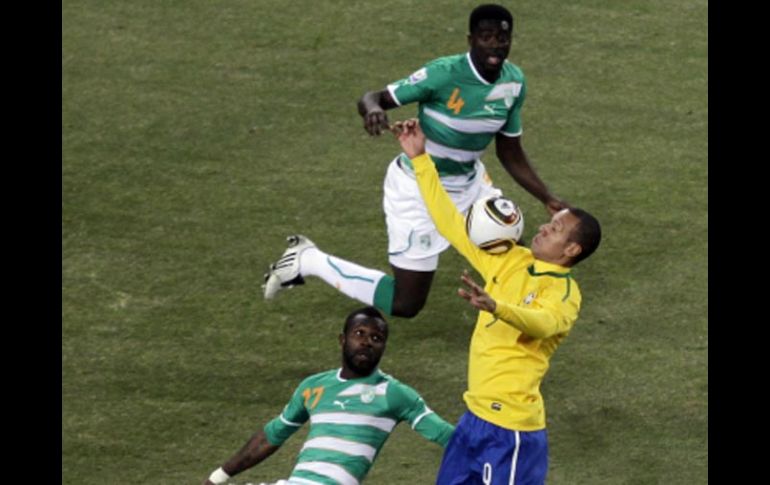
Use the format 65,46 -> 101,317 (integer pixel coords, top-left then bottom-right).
63,1 -> 707,483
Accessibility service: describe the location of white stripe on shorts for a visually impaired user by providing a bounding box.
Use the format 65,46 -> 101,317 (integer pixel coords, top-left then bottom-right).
509,430 -> 521,485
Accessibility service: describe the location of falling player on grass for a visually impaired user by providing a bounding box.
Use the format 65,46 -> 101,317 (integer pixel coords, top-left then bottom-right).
202,307 -> 454,485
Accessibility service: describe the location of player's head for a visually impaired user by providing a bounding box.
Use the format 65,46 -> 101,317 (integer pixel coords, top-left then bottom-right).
339,307 -> 389,377
469,4 -> 513,33
531,208 -> 602,267
467,4 -> 513,79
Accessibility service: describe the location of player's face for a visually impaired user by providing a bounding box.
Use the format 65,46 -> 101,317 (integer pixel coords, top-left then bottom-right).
531,209 -> 582,265
469,19 -> 512,76
341,319 -> 387,376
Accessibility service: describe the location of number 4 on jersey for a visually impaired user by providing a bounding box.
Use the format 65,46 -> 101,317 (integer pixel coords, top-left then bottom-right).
447,88 -> 465,114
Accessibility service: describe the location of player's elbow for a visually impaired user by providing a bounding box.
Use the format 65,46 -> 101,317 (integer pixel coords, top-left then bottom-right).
525,327 -> 554,339
519,319 -> 560,339
528,317 -> 571,339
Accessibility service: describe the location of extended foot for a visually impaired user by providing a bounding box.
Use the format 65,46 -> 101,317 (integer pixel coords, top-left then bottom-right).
263,235 -> 316,299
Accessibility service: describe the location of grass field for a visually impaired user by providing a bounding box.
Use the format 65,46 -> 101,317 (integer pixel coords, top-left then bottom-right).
62,1 -> 707,483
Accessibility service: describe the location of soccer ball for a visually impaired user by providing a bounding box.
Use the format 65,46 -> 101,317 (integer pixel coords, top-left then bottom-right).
465,195 -> 524,254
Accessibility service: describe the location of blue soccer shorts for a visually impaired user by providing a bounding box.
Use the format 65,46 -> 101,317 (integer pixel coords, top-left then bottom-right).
435,411 -> 548,485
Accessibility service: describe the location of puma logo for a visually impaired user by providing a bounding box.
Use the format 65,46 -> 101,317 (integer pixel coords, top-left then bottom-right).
333,400 -> 349,410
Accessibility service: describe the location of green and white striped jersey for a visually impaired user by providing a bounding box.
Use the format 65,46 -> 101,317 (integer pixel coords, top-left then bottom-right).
387,53 -> 526,177
263,368 -> 454,485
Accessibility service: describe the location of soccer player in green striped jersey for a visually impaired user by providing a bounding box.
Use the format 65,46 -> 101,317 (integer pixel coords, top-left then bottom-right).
264,4 -> 567,320
203,307 -> 454,485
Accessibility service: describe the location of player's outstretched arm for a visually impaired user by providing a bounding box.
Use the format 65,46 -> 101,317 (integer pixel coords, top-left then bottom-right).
413,410 -> 455,447
357,89 -> 398,136
495,134 -> 569,215
388,378 -> 456,448
203,430 -> 280,485
457,270 -> 497,313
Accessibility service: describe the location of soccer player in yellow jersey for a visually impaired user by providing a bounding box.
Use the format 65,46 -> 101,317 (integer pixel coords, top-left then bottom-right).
394,119 -> 602,485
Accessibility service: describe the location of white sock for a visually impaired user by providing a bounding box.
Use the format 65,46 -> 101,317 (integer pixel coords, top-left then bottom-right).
300,247 -> 387,305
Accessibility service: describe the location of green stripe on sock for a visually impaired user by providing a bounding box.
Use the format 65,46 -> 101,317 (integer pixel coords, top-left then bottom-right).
373,275 -> 395,316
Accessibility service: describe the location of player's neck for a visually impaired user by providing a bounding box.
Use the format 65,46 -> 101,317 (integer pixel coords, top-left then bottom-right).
340,367 -> 375,380
469,53 -> 502,83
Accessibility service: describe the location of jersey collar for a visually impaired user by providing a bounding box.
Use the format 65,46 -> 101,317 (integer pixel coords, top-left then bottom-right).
466,52 -> 492,85
336,368 -> 382,382
528,260 -> 571,278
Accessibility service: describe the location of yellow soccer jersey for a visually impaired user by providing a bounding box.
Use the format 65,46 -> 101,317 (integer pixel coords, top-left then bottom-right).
411,153 -> 581,431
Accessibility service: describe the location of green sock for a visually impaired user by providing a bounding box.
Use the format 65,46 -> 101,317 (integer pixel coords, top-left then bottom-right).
373,275 -> 395,316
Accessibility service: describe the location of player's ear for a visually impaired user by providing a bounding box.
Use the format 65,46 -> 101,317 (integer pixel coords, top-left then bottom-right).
338,333 -> 345,347
564,241 -> 582,259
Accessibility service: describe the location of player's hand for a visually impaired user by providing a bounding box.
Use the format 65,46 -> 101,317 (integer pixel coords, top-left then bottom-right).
363,107 -> 390,136
395,119 -> 426,159
545,196 -> 571,215
458,270 -> 497,313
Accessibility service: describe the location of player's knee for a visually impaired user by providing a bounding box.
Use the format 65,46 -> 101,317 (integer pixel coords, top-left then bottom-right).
391,305 -> 422,319
390,296 -> 427,319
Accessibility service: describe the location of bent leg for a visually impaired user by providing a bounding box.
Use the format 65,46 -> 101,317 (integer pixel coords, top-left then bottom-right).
294,243 -> 436,319
390,265 -> 435,318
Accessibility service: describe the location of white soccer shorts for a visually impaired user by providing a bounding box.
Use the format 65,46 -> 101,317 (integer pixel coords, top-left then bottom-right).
383,155 -> 502,272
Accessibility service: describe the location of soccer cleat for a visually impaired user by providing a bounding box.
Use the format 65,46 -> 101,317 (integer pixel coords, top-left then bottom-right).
263,235 -> 316,300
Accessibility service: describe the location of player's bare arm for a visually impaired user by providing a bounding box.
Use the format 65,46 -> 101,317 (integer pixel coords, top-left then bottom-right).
203,430 -> 280,485
358,89 -> 398,136
495,133 -> 569,215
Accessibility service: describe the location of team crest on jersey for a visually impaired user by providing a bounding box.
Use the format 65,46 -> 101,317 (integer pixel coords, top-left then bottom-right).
418,234 -> 431,250
523,292 -> 536,305
408,67 -> 428,85
360,385 -> 376,404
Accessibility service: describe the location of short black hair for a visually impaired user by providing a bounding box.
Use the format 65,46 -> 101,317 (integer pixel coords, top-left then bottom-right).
343,306 -> 389,338
469,4 -> 513,33
567,208 -> 602,266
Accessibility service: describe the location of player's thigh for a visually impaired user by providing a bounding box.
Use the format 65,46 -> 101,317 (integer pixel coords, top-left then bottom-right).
510,430 -> 548,485
383,159 -> 450,262
478,429 -> 548,485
